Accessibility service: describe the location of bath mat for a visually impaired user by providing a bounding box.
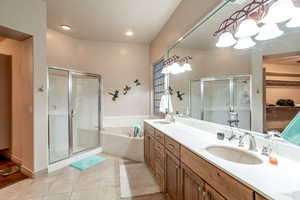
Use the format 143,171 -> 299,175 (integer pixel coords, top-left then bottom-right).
70,155 -> 106,171
119,163 -> 160,198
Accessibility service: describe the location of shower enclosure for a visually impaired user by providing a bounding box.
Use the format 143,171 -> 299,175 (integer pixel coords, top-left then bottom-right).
190,75 -> 251,130
48,67 -> 102,164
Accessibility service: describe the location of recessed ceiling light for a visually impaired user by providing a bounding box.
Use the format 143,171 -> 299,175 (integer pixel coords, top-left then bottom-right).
125,31 -> 134,36
60,25 -> 72,31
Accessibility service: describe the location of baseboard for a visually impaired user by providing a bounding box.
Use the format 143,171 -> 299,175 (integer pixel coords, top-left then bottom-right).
20,165 -> 34,178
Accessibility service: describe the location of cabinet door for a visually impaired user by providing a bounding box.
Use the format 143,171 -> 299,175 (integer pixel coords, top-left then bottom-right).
165,150 -> 180,200
255,193 -> 268,200
144,134 -> 150,166
204,184 -> 226,200
149,136 -> 156,172
181,164 -> 205,200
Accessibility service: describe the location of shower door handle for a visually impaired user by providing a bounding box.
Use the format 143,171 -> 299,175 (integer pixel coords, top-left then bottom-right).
71,109 -> 76,118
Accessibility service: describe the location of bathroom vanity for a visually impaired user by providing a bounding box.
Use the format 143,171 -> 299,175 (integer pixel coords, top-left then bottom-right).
144,120 -> 300,200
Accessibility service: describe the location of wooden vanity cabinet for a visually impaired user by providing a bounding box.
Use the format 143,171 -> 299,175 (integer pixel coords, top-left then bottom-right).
144,124 -> 155,172
204,184 -> 226,200
144,122 -> 270,200
165,149 -> 180,200
255,193 -> 268,200
181,163 -> 205,200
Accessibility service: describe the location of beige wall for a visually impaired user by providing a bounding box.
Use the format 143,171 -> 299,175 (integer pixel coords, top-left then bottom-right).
0,0 -> 47,173
47,29 -> 150,119
0,54 -> 12,150
0,37 -> 34,170
149,0 -> 222,63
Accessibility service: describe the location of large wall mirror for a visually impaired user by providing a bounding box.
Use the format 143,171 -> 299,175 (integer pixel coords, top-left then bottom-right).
167,0 -> 300,134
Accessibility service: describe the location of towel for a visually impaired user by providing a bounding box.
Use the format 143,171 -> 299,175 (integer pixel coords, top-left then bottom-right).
159,94 -> 173,113
282,112 -> 300,147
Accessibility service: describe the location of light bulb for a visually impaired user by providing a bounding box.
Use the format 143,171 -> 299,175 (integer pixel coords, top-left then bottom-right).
286,8 -> 300,28
170,63 -> 184,75
235,19 -> 260,38
162,66 -> 170,74
255,23 -> 283,41
182,63 -> 192,71
216,32 -> 237,48
234,37 -> 256,50
261,0 -> 295,24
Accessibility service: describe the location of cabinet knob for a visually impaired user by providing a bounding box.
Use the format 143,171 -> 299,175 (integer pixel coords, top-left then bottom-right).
202,191 -> 207,197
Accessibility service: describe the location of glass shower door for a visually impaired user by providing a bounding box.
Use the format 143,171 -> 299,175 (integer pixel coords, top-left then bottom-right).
48,69 -> 70,163
201,79 -> 231,126
71,73 -> 100,153
233,76 -> 251,130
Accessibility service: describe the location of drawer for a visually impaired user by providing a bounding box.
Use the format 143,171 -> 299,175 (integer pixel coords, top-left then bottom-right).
155,129 -> 165,144
155,140 -> 165,155
144,122 -> 154,137
165,136 -> 180,158
181,146 -> 253,200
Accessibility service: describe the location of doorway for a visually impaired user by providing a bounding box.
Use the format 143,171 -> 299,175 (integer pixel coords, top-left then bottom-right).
48,67 -> 102,164
263,52 -> 300,133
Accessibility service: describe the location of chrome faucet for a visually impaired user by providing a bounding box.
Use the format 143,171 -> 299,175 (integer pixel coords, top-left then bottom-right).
239,131 -> 258,152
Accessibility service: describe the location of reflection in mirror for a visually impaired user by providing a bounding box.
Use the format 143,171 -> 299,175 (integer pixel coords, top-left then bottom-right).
166,0 -> 300,137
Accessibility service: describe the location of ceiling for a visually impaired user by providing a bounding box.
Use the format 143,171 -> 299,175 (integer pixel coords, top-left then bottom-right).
47,0 -> 181,44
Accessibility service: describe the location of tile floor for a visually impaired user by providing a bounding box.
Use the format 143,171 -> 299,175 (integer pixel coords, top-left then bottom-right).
0,153 -> 165,200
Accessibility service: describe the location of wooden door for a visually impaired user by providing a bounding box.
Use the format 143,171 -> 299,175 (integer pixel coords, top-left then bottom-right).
165,150 -> 180,200
181,164 -> 205,200
204,184 -> 226,200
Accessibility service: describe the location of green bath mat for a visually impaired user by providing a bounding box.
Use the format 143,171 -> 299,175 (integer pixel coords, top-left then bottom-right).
70,155 -> 106,171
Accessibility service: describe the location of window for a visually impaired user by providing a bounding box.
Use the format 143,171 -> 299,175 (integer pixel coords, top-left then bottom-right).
153,59 -> 165,115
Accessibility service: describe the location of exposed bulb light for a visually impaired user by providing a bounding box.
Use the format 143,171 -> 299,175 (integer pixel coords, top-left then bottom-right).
182,63 -> 192,71
255,23 -> 283,41
125,31 -> 134,36
234,37 -> 256,49
235,19 -> 260,38
216,32 -> 237,48
61,25 -> 72,31
286,8 -> 300,28
261,0 -> 295,24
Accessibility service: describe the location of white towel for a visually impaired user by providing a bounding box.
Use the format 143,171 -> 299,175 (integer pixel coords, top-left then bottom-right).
159,94 -> 173,113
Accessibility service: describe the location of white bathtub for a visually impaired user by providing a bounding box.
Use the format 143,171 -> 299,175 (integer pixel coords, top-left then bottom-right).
101,127 -> 144,162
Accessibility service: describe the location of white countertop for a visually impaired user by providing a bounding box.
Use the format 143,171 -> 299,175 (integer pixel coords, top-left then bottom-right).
145,119 -> 300,200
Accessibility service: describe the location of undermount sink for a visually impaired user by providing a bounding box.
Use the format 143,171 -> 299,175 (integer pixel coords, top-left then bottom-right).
206,145 -> 263,165
154,120 -> 171,124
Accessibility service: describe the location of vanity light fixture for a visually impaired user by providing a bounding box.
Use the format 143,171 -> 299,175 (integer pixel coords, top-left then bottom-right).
235,19 -> 260,38
170,63 -> 184,75
125,31 -> 134,36
216,32 -> 237,47
261,0 -> 295,24
60,25 -> 72,31
255,23 -> 283,40
162,55 -> 192,74
234,37 -> 256,49
286,7 -> 300,27
181,56 -> 193,71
